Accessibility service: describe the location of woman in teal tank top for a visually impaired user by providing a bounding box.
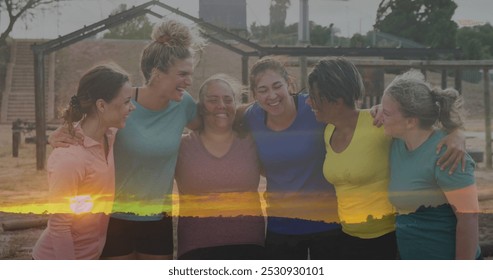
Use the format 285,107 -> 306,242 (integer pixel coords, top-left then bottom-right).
49,19 -> 204,260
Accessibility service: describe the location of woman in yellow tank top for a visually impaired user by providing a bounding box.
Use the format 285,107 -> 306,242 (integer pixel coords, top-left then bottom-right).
305,57 -> 465,259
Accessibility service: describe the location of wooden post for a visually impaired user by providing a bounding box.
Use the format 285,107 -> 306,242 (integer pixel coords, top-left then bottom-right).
299,56 -> 307,90
483,67 -> 492,169
12,129 -> 20,157
455,68 -> 462,94
441,69 -> 447,89
241,55 -> 248,87
241,55 -> 249,104
33,49 -> 47,170
298,0 -> 309,89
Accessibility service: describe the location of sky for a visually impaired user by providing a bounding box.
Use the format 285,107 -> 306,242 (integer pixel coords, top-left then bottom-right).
1,0 -> 493,39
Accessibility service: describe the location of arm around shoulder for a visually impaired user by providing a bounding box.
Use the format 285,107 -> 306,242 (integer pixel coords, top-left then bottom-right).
436,128 -> 466,174
234,103 -> 253,137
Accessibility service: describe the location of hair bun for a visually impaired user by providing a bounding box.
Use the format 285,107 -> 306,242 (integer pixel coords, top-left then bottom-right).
69,95 -> 81,112
156,34 -> 171,45
151,20 -> 192,48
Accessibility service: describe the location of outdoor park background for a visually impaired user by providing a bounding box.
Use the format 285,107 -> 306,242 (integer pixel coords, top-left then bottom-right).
0,49 -> 492,258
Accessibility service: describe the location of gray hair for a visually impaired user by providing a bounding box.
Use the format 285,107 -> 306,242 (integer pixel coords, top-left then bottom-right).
198,74 -> 240,104
384,70 -> 464,131
197,74 -> 240,131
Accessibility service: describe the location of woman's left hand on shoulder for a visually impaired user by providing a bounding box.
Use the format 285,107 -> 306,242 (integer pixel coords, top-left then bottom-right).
436,129 -> 466,175
370,104 -> 383,127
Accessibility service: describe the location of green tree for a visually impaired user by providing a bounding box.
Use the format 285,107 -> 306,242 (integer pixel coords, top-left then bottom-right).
269,0 -> 291,34
350,34 -> 366,47
374,0 -> 458,48
103,4 -> 153,40
0,0 -> 67,95
0,0 -> 68,49
249,22 -> 270,42
474,24 -> 493,58
310,24 -> 330,46
285,22 -> 298,34
456,24 -> 493,59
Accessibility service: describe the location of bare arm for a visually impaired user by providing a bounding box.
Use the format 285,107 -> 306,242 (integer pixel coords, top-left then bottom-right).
186,100 -> 202,131
370,104 -> 383,127
233,103 -> 253,137
186,114 -> 201,130
436,128 -> 466,174
370,100 -> 466,174
444,185 -> 480,259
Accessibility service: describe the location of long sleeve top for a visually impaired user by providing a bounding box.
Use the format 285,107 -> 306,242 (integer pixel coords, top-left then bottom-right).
32,126 -> 116,260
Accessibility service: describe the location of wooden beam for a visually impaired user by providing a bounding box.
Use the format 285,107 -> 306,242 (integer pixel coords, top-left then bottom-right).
286,58 -> 493,68
484,67 -> 492,169
1,218 -> 48,231
33,51 -> 46,171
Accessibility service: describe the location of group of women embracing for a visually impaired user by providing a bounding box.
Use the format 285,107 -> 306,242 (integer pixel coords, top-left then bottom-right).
33,18 -> 481,260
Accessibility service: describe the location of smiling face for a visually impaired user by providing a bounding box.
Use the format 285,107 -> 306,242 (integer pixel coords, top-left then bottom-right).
101,82 -> 135,129
200,80 -> 236,131
152,57 -> 194,102
382,93 -> 409,139
252,69 -> 294,117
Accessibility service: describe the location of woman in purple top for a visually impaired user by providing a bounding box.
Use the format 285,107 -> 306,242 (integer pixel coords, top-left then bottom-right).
175,74 -> 265,259
242,57 -> 341,260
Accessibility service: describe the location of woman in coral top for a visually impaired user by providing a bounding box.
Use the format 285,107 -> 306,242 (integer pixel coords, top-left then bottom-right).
32,64 -> 135,260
